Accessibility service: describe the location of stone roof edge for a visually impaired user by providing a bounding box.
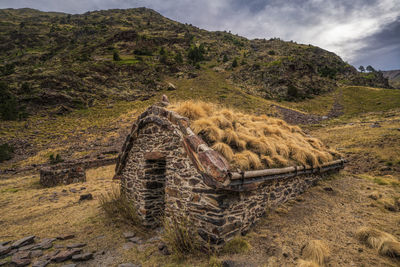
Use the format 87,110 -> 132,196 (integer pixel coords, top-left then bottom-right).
113,97 -> 346,191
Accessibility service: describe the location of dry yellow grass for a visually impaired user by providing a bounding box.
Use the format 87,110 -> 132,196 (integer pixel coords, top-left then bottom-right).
297,259 -> 320,267
169,100 -> 336,170
356,227 -> 400,258
301,240 -> 330,266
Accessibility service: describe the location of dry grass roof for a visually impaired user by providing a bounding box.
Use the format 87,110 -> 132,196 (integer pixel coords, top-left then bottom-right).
169,100 -> 339,171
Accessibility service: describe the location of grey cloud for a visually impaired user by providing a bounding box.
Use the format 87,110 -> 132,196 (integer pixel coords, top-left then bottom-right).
0,0 -> 399,69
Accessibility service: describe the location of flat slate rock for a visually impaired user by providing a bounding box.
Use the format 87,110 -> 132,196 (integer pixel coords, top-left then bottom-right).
61,264 -> 77,267
11,251 -> 31,267
66,243 -> 86,249
0,241 -> 10,246
0,245 -> 11,256
32,260 -> 50,267
51,248 -> 82,262
72,252 -> 93,261
123,232 -> 136,239
57,234 -> 75,240
11,236 -> 36,249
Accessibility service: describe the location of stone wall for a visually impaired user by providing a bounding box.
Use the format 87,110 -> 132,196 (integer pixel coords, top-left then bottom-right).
39,166 -> 86,187
38,157 -> 116,187
119,114 -> 334,248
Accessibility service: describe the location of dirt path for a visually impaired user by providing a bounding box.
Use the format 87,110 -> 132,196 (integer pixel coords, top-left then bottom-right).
275,90 -> 344,125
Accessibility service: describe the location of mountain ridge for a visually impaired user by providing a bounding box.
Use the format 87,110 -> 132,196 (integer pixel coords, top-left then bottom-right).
0,7 -> 390,119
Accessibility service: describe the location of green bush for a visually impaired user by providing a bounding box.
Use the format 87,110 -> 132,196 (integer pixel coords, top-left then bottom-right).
174,52 -> 183,63
134,48 -> 153,56
0,82 -> 19,121
232,58 -> 238,68
223,54 -> 229,63
0,143 -> 14,163
113,50 -> 121,61
268,50 -> 276,55
188,44 -> 205,64
49,153 -> 64,164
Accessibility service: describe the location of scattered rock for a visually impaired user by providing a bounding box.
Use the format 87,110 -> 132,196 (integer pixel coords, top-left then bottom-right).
123,232 -> 136,239
36,238 -> 56,249
80,187 -> 86,190
11,236 -> 36,249
0,241 -> 10,246
32,260 -> 50,267
0,260 -> 9,266
54,244 -> 65,249
322,116 -> 328,120
30,250 -> 43,258
128,237 -> 142,244
79,193 -> 93,201
167,82 -> 176,91
72,252 -> 93,261
370,122 -> 381,128
51,249 -> 82,263
57,234 -> 75,240
11,251 -> 31,266
42,249 -> 60,261
0,245 -> 11,256
323,187 -> 334,192
368,191 -> 382,200
61,264 -> 76,267
66,243 -> 86,249
18,244 -> 37,251
122,242 -> 135,250
69,188 -> 77,193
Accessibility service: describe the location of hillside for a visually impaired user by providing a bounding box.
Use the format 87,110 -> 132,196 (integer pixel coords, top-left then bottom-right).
383,70 -> 400,88
0,8 -> 390,120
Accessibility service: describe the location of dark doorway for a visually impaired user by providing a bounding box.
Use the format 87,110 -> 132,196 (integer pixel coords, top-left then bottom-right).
143,157 -> 166,227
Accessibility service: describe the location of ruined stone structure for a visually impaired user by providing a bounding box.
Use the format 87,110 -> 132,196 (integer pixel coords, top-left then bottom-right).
39,157 -> 116,187
114,97 -> 345,247
40,166 -> 86,187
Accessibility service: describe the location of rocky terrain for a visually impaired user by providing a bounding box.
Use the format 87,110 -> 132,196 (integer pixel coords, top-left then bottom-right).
0,7 -> 390,119
383,69 -> 400,88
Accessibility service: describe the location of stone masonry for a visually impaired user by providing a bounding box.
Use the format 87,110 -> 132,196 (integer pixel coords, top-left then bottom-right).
115,100 -> 344,248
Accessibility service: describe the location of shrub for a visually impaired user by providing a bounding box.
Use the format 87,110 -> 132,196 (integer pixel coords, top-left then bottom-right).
268,50 -> 276,55
174,52 -> 183,63
159,47 -> 165,55
222,54 -> 228,63
0,63 -> 15,76
0,143 -> 14,163
188,44 -> 205,64
0,82 -> 19,121
21,82 -> 31,94
221,236 -> 250,254
49,153 -> 63,164
113,50 -> 121,61
99,186 -> 141,226
162,213 -> 200,257
232,58 -> 238,68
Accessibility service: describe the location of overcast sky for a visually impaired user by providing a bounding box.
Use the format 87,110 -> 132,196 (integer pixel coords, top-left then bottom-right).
1,0 -> 399,70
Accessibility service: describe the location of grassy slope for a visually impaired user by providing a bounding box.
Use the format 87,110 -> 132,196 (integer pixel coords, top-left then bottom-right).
1,82 -> 400,266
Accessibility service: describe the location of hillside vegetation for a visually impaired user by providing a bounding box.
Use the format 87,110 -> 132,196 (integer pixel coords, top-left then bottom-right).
0,7 -> 390,120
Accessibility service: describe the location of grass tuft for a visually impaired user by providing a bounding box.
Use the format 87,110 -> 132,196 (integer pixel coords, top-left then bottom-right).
162,213 -> 200,257
169,100 -> 337,170
221,236 -> 250,254
297,259 -> 320,267
98,186 -> 141,226
301,240 -> 330,266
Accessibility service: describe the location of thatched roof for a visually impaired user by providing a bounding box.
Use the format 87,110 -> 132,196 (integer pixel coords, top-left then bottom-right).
114,96 -> 345,191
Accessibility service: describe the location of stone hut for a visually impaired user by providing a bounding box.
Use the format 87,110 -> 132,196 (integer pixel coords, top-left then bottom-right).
114,96 -> 345,247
